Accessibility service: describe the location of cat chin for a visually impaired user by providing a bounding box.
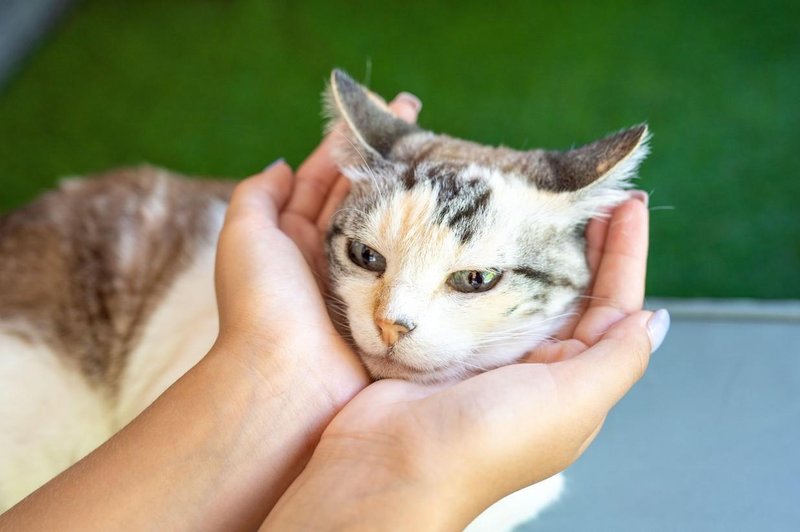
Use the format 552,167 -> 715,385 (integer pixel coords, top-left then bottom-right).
359,352 -> 477,384
358,347 -> 532,384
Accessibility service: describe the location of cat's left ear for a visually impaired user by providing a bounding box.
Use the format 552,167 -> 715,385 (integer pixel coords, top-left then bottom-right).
326,69 -> 421,167
538,124 -> 650,219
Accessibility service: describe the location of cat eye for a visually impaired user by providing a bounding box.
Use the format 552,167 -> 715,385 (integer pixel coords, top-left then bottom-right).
447,269 -> 502,293
347,240 -> 387,273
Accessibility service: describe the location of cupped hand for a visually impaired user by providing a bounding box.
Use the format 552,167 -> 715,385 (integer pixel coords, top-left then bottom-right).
212,93 -> 421,393
303,195 -> 667,528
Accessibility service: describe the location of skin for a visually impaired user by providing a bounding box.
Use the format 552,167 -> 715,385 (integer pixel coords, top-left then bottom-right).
0,92 -> 659,531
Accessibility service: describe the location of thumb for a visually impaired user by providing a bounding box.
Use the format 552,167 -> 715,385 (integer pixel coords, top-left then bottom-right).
553,309 -> 670,413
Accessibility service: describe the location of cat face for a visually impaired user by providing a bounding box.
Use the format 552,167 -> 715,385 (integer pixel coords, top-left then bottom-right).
325,70 -> 649,382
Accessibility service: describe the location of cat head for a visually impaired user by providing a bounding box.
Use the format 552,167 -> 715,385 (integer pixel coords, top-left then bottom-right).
325,69 -> 649,383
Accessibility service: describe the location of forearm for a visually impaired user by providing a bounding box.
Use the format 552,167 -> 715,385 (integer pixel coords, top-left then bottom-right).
0,343 -> 364,532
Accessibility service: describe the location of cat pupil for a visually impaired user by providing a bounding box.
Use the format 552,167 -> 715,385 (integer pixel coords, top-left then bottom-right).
469,271 -> 483,287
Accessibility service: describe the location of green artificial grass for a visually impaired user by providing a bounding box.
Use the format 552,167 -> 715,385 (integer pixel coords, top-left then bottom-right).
0,0 -> 798,298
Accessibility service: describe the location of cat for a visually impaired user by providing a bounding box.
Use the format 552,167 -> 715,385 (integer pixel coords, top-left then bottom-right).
0,69 -> 649,529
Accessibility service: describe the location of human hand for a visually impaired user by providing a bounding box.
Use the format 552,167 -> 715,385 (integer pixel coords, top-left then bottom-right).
262,195 -> 669,530
212,92 -> 421,392
199,92 -> 422,521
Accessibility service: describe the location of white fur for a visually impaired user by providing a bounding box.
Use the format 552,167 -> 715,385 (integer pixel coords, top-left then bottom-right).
467,474 -> 565,531
0,330 -> 113,510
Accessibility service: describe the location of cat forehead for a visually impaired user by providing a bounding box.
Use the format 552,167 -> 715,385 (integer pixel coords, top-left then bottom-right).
341,163 -> 573,261
386,133 -> 563,184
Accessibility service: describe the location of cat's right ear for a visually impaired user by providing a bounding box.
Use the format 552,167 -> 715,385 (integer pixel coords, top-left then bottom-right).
540,125 -> 650,221
325,69 -> 420,168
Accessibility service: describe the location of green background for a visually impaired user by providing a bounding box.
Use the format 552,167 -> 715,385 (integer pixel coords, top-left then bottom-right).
1,0 -> 797,298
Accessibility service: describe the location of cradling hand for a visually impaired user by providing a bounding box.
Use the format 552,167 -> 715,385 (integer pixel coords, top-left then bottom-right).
263,194 -> 669,530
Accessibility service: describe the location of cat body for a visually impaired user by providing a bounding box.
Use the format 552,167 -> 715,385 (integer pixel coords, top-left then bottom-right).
0,168 -> 232,507
0,70 -> 648,528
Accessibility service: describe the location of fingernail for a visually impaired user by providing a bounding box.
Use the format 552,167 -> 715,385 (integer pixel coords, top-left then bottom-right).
646,309 -> 670,353
263,158 -> 285,172
395,91 -> 422,113
629,190 -> 649,207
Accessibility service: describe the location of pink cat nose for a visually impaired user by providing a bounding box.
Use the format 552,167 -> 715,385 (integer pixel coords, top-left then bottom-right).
375,317 -> 416,346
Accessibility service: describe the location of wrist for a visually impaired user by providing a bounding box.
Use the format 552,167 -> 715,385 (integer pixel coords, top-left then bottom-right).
192,339 -> 368,516
263,446 -> 451,530
210,328 -> 369,413
263,429 -> 478,531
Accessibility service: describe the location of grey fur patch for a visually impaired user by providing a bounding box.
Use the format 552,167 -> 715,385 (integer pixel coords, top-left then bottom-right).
0,166 -> 234,393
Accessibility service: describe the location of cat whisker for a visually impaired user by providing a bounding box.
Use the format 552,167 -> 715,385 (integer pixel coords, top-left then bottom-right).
327,205 -> 373,225
471,331 -> 551,345
534,311 -> 579,323
456,359 -> 491,373
574,294 -> 619,306
470,338 -> 553,351
468,333 -> 554,349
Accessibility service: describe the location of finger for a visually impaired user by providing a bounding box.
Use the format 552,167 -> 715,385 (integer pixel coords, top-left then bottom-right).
525,338 -> 587,363
555,203 -> 621,340
225,161 -> 293,226
589,196 -> 649,311
279,212 -> 328,289
389,91 -> 423,123
586,192 -> 647,278
554,310 -> 659,415
585,214 -> 611,276
316,176 -> 351,231
288,92 -> 422,222
574,196 -> 649,344
287,133 -> 342,221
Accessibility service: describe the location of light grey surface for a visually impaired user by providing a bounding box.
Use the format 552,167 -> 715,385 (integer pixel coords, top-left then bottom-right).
520,314 -> 800,531
0,0 -> 74,87
647,297 -> 800,322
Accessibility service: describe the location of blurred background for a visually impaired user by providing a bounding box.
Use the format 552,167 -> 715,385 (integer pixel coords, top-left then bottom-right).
0,1 -> 798,530
1,0 -> 797,298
